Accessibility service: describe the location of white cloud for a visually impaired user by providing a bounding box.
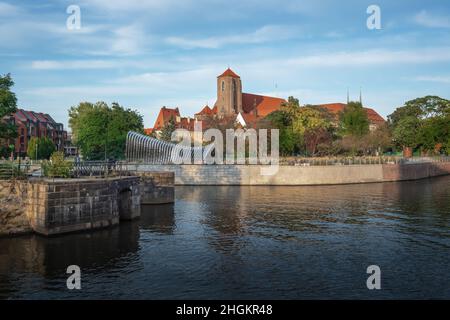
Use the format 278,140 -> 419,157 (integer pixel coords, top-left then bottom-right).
414,10 -> 450,29
31,60 -> 119,70
285,48 -> 450,67
0,2 -> 19,16
110,24 -> 148,55
112,67 -> 218,85
166,25 -> 299,49
57,24 -> 151,56
413,76 -> 450,84
25,85 -> 145,97
25,67 -> 217,97
79,0 -> 191,12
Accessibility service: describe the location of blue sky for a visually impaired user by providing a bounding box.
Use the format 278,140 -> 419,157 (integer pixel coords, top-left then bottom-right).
1,0 -> 450,130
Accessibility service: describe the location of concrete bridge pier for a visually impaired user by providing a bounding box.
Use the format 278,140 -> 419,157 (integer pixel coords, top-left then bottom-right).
1,172 -> 175,237
116,183 -> 141,221
138,172 -> 175,205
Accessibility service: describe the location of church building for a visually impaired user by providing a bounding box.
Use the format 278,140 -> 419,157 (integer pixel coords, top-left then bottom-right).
146,68 -> 385,135
148,68 -> 286,135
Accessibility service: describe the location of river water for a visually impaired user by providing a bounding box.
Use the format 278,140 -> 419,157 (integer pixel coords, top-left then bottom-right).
1,176 -> 449,299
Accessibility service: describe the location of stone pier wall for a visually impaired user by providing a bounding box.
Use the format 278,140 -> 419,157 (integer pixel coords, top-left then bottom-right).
1,173 -> 175,237
138,172 -> 175,204
25,177 -> 141,236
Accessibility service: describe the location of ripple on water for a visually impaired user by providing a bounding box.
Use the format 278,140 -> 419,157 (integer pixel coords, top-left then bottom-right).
1,176 -> 450,299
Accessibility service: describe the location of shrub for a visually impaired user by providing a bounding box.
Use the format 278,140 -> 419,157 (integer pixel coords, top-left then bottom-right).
42,151 -> 73,178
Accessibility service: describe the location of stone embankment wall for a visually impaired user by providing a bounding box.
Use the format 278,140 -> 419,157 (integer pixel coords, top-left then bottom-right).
382,162 -> 450,181
127,161 -> 450,186
0,180 -> 32,236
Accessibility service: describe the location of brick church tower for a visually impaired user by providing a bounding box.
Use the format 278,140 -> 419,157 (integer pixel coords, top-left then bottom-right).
215,68 -> 243,117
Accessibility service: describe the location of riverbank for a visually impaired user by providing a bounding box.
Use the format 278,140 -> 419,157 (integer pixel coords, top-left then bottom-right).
0,180 -> 32,237
126,160 -> 450,186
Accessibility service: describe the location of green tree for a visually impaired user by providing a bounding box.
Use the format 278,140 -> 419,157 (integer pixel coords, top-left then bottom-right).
69,101 -> 144,160
293,107 -> 333,155
107,102 -> 145,158
267,97 -> 335,156
159,118 -> 176,142
281,96 -> 301,118
388,96 -> 450,153
364,123 -> 393,155
0,73 -> 18,140
27,137 -> 56,160
389,96 -> 450,126
392,116 -> 421,149
264,110 -> 297,156
444,137 -> 450,155
339,101 -> 369,137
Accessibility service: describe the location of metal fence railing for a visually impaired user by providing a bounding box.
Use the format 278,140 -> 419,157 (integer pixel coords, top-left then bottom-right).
279,156 -> 450,166
2,156 -> 449,179
1,160 -> 130,179
0,161 -> 31,179
72,161 -> 128,178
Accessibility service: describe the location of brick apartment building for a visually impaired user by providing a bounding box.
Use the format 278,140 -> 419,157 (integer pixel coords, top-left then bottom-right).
2,109 -> 67,157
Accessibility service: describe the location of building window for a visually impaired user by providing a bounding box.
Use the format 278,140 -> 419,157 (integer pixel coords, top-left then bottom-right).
222,81 -> 225,92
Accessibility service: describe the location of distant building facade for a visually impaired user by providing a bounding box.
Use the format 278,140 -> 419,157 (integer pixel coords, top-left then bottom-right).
146,68 -> 385,135
314,103 -> 386,131
2,109 -> 67,157
64,133 -> 78,157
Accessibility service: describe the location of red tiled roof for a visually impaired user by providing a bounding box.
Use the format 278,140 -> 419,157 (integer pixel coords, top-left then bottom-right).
240,112 -> 258,127
153,107 -> 180,130
242,93 -> 286,117
316,103 -> 346,115
32,111 -> 49,123
218,68 -> 240,78
14,110 -> 28,122
365,107 -> 385,124
144,128 -> 153,135
195,105 -> 214,116
14,109 -> 61,125
315,103 -> 385,124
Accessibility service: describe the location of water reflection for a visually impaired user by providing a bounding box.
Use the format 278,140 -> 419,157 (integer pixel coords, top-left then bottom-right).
140,204 -> 175,235
0,176 -> 449,299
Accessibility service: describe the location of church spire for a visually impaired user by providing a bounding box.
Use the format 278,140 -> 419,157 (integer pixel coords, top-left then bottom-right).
359,87 -> 362,105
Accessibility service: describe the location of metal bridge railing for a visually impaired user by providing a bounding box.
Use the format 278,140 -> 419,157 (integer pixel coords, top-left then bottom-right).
71,161 -> 129,178
0,161 -> 29,180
